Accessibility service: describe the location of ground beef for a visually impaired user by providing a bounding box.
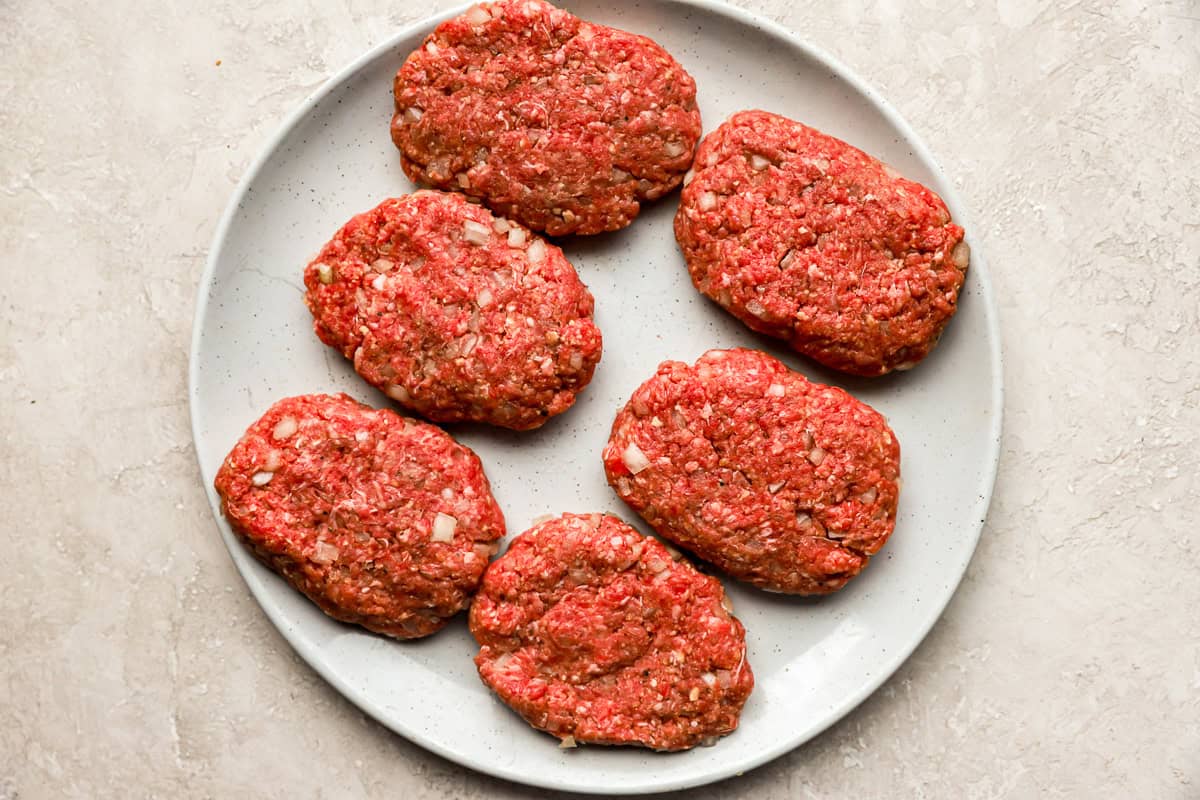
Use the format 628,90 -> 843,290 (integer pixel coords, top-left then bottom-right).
469,513 -> 753,750
391,0 -> 701,236
214,394 -> 505,638
602,349 -> 901,594
303,191 -> 602,430
675,110 -> 969,375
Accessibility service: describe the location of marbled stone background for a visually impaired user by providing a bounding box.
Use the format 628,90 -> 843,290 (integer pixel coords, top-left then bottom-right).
1,1 -> 1197,797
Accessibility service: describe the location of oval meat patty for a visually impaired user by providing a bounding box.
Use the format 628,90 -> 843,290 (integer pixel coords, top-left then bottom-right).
675,109 -> 968,376
391,0 -> 701,236
469,513 -> 753,751
303,191 -> 602,431
214,394 -> 506,638
602,349 -> 901,595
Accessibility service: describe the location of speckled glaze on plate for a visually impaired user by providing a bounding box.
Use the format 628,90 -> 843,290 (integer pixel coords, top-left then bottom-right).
188,0 -> 1002,793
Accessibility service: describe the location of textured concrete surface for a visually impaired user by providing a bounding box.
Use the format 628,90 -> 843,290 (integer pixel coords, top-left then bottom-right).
1,1 -> 1197,797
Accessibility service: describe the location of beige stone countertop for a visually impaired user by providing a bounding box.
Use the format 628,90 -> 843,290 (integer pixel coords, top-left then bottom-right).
2,1 -> 1197,797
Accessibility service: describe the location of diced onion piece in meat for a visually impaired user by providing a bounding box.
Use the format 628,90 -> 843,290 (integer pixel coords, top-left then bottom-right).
476,287 -> 494,308
371,258 -> 393,272
463,219 -> 491,245
272,416 -> 298,440
506,227 -> 526,248
746,299 -> 768,318
749,153 -> 770,170
527,238 -> 546,264
951,240 -> 971,269
682,168 -> 695,187
402,106 -> 423,124
860,486 -> 878,504
700,736 -> 720,747
701,672 -> 717,687
464,4 -> 491,25
473,543 -> 495,561
766,383 -> 785,397
698,191 -> 717,211
386,384 -> 411,403
807,447 -> 827,466
251,471 -> 274,487
612,167 -> 631,182
371,274 -> 385,291
664,141 -> 685,157
491,217 -> 510,233
622,442 -> 651,474
315,263 -> 333,284
431,512 -> 457,542
767,480 -> 786,494
569,352 -> 584,370
313,540 -> 339,564
559,735 -> 577,749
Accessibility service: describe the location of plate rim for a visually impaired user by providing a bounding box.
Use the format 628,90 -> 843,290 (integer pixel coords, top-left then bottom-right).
188,0 -> 1004,792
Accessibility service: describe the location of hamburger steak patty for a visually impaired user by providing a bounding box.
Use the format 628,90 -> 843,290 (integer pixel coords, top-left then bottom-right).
391,0 -> 701,235
469,513 -> 754,751
675,110 -> 969,375
214,394 -> 506,638
303,191 -> 602,430
603,349 -> 901,594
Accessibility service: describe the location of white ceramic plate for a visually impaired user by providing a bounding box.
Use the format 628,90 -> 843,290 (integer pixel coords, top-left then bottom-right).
189,0 -> 1002,793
